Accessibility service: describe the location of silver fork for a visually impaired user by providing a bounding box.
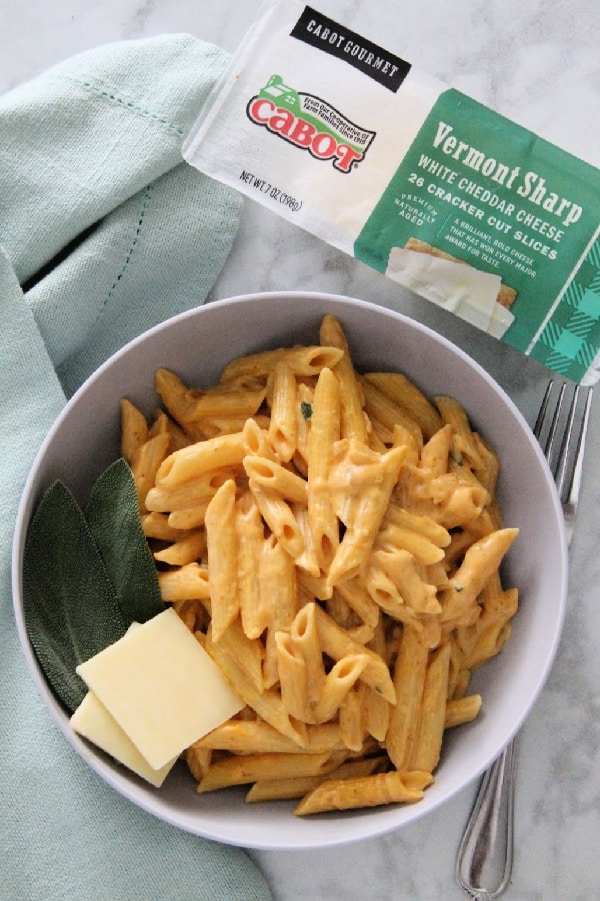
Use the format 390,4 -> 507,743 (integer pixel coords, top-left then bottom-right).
456,380 -> 593,900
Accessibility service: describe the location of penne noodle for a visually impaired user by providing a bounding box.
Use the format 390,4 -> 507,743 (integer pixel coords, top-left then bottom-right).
339,685 -> 366,751
268,361 -> 298,462
120,398 -> 149,464
434,395 -> 486,471
308,366 -> 341,569
236,491 -> 270,640
243,455 -> 308,505
197,751 -> 337,793
246,755 -> 386,803
319,314 -> 367,443
313,605 -> 396,704
166,504 -> 211,531
290,603 -> 326,706
361,377 -> 423,448
249,481 -> 305,560
383,499 -> 454,543
419,423 -> 454,477
326,446 -> 405,587
275,630 -> 313,723
385,626 -> 429,771
141,511 -> 186,542
375,521 -> 446,566
180,385 -> 265,422
130,433 -> 171,512
313,654 -> 370,723
220,345 -> 344,381
205,479 -> 239,641
294,769 -> 433,815
156,431 -> 246,487
444,694 -> 482,729
157,562 -> 210,602
185,745 -> 212,783
373,548 -> 440,616
292,503 -> 321,577
145,467 -> 235,513
261,534 -> 297,688
195,720 -> 344,755
153,529 -> 207,566
409,641 -> 452,772
441,528 -> 519,627
242,417 -> 279,462
363,372 -> 443,440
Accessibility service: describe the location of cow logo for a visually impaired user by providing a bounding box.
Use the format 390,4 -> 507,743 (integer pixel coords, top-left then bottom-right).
246,75 -> 375,173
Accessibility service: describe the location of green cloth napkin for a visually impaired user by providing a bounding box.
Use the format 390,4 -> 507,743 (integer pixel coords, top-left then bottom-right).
0,35 -> 273,901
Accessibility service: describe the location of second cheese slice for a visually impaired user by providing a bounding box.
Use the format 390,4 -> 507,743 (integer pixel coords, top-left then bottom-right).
77,608 -> 244,770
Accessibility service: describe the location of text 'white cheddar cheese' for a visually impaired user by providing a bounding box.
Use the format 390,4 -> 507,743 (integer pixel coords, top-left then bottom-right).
75,608 -> 244,771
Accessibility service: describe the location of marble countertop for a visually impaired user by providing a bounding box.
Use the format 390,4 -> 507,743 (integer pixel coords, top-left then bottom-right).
2,1 -> 599,898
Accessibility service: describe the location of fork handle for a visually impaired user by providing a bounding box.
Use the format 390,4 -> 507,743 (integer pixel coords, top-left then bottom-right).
456,736 -> 518,899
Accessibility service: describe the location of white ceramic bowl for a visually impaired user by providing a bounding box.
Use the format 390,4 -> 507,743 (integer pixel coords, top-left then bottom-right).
12,291 -> 567,850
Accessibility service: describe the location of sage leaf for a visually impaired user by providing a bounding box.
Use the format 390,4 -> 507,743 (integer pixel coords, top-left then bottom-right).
22,480 -> 128,713
84,458 -> 164,624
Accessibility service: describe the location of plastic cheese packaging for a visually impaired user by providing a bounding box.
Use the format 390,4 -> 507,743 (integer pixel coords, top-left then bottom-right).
184,0 -> 600,384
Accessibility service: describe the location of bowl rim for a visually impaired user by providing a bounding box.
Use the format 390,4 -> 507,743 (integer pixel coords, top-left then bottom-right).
11,290 -> 569,850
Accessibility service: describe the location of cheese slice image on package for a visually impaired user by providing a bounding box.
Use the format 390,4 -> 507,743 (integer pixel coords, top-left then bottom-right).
184,0 -> 600,384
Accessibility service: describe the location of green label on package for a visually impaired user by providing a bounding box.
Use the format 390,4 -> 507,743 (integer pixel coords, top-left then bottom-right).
355,89 -> 600,382
184,0 -> 600,383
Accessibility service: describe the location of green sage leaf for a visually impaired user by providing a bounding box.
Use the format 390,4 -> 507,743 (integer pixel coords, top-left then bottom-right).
84,458 -> 164,624
22,480 -> 128,712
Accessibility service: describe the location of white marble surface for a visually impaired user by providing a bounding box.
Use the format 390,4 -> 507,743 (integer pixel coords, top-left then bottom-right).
2,1 -> 600,898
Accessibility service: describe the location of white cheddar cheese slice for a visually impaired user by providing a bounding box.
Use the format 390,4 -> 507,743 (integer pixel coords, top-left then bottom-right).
71,691 -> 177,787
386,248 -> 514,339
76,608 -> 244,771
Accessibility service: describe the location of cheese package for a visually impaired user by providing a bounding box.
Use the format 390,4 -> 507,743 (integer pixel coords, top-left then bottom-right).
76,608 -> 244,771
184,0 -> 600,384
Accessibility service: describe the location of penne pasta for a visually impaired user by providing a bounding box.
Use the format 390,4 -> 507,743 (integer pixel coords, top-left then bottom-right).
246,755 -> 386,803
319,313 -> 367,443
156,431 -> 246,487
308,366 -> 341,569
385,626 -> 429,771
236,491 -> 270,640
363,372 -> 443,440
205,480 -> 239,641
268,361 -> 298,462
249,481 -> 305,560
220,345 -> 344,381
120,398 -> 149,464
157,562 -> 210,602
130,433 -> 171,512
243,455 -> 308,505
294,769 -> 433,815
409,641 -> 451,772
118,314 -> 519,818
197,750 -> 337,793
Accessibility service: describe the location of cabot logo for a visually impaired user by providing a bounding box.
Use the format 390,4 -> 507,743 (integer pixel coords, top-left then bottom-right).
246,75 -> 375,173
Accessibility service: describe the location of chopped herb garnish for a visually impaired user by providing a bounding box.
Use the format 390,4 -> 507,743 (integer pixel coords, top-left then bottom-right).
300,400 -> 313,420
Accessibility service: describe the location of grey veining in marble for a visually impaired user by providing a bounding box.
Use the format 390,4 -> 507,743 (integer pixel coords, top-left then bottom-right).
2,1 -> 599,898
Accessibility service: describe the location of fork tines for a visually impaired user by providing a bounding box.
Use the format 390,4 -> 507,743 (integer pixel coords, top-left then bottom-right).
534,380 -> 593,506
